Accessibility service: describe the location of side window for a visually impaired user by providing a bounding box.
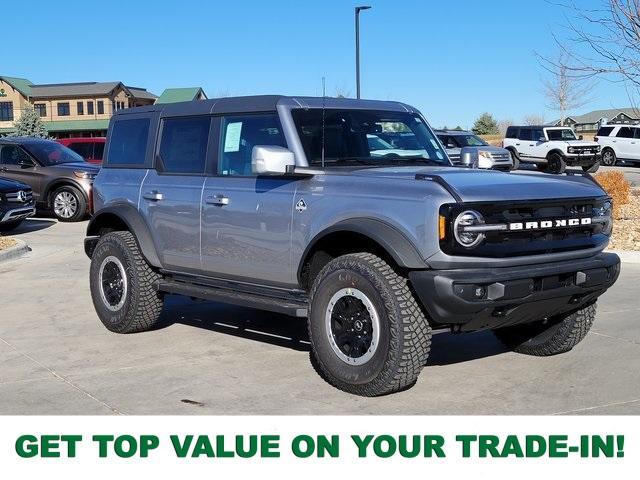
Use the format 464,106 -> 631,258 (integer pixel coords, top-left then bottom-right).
634,127 -> 640,139
616,127 -> 634,138
596,126 -> 614,137
505,127 -> 517,138
67,142 -> 93,159
93,142 -> 105,160
158,117 -> 211,174
107,118 -> 150,166
519,128 -> 532,141
219,113 -> 287,176
531,128 -> 544,141
0,145 -> 31,166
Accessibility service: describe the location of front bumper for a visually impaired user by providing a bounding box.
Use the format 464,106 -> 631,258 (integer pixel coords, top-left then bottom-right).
409,252 -> 620,331
565,153 -> 601,166
1,205 -> 35,224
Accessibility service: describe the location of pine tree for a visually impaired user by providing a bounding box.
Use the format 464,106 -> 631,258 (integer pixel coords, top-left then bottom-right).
471,113 -> 499,135
13,107 -> 49,138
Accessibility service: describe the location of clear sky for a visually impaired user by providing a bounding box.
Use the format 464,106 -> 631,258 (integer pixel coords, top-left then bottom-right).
2,0 -> 631,128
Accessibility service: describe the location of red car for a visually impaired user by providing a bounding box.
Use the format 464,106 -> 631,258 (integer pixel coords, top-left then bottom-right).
56,137 -> 105,165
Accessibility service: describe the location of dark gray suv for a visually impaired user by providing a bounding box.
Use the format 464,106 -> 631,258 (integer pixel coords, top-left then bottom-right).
0,137 -> 99,221
85,96 -> 619,396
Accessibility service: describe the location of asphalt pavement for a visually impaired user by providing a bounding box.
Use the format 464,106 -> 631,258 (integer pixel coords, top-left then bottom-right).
0,217 -> 638,415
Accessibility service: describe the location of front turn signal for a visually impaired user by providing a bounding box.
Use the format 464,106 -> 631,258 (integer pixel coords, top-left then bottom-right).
439,215 -> 447,240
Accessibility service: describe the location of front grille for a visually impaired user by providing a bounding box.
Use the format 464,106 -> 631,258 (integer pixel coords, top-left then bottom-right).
569,147 -> 598,155
489,153 -> 511,161
440,197 -> 611,257
5,190 -> 33,204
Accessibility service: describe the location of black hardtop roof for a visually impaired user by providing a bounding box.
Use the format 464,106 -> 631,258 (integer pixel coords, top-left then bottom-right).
509,125 -> 568,129
112,95 -> 418,118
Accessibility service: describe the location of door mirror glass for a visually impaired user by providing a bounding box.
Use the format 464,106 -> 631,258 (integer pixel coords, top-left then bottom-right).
252,146 -> 295,175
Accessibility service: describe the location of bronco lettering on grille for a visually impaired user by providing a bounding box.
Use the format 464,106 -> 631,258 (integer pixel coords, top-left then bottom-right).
508,217 -> 592,231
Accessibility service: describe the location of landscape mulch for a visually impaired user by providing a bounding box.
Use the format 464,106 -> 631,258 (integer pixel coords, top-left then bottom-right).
609,189 -> 640,251
0,235 -> 17,251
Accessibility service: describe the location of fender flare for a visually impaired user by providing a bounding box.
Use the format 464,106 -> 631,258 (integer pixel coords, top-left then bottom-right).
43,178 -> 89,206
297,218 -> 427,281
546,148 -> 566,160
86,203 -> 161,267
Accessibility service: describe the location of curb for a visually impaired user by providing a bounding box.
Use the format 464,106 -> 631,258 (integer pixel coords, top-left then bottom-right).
0,239 -> 31,263
607,250 -> 640,264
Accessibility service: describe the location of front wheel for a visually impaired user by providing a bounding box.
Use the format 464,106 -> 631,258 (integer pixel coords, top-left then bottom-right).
308,253 -> 432,396
89,231 -> 165,333
547,153 -> 567,174
52,185 -> 87,222
493,303 -> 596,356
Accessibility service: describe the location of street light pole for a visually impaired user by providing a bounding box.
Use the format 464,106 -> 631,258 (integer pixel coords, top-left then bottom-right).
355,5 -> 371,99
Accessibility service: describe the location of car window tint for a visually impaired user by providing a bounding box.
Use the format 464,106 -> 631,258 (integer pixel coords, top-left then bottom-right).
68,142 -> 94,159
0,145 -> 31,165
519,128 -> 532,141
505,127 -> 517,138
531,129 -> 544,141
616,127 -> 634,138
93,142 -> 105,160
596,126 -> 614,136
158,117 -> 211,174
634,127 -> 640,139
219,114 -> 286,176
108,118 -> 150,166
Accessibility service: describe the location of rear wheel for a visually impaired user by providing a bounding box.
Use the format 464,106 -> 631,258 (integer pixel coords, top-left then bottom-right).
0,220 -> 23,232
51,185 -> 87,222
89,231 -> 165,333
308,253 -> 431,396
493,304 -> 596,356
601,148 -> 616,166
547,152 -> 566,174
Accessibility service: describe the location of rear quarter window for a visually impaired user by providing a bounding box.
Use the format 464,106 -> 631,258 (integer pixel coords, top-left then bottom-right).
505,127 -> 517,138
106,118 -> 150,166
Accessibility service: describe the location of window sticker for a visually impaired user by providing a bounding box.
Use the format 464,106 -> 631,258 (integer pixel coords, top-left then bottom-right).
224,122 -> 242,152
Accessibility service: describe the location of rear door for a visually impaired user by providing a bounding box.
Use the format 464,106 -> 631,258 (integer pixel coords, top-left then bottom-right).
529,127 -> 549,161
139,116 -> 213,274
201,113 -> 297,286
629,127 -> 640,161
0,144 -> 46,201
516,127 -> 534,159
615,126 -> 635,159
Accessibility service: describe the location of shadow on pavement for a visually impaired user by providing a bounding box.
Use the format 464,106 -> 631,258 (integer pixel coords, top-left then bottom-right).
162,295 -> 510,364
9,218 -> 57,235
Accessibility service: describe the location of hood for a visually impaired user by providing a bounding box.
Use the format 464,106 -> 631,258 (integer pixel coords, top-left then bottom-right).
350,166 -> 607,202
0,176 -> 29,191
49,162 -> 100,173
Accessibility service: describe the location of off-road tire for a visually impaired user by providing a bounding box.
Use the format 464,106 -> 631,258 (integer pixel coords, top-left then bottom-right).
547,152 -> 567,174
308,252 -> 432,396
0,220 -> 23,232
493,303 -> 596,356
510,154 -> 520,171
583,162 -> 600,173
601,148 -> 616,166
51,185 -> 87,222
90,231 -> 164,333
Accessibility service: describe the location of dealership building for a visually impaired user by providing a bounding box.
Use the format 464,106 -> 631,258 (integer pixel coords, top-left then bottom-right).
0,75 -> 159,138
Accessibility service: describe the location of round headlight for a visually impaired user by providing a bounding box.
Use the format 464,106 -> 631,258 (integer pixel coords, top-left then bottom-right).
454,210 -> 486,248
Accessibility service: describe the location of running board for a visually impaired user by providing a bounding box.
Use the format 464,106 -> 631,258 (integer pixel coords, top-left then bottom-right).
156,279 -> 309,318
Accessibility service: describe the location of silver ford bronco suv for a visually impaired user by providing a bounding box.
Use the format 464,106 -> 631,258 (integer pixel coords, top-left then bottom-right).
85,96 -> 620,396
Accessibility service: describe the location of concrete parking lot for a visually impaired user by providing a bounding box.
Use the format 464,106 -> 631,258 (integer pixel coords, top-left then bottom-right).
1,215 -> 638,416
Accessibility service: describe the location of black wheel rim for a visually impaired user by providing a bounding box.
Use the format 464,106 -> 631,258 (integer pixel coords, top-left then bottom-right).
98,256 -> 128,312
325,288 -> 380,365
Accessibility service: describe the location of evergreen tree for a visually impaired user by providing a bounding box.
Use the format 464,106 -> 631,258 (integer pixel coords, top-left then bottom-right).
13,107 -> 49,138
471,113 -> 499,135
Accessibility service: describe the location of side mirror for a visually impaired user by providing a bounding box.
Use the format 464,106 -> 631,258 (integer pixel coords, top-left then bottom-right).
18,159 -> 34,169
252,145 -> 295,175
538,137 -> 547,143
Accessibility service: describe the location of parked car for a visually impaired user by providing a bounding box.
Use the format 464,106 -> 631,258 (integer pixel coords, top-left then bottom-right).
435,130 -> 514,170
57,137 -> 106,165
0,137 -> 99,221
85,96 -> 619,396
503,126 -> 600,174
0,176 -> 35,231
594,124 -> 640,166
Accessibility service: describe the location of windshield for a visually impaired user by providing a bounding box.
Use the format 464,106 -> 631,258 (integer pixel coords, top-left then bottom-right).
455,134 -> 488,147
291,109 -> 449,166
546,128 -> 578,141
23,142 -> 85,166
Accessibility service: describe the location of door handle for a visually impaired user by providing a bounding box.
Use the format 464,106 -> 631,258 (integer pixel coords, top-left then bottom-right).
143,191 -> 164,201
206,194 -> 230,206
529,144 -> 534,146
515,143 -> 521,146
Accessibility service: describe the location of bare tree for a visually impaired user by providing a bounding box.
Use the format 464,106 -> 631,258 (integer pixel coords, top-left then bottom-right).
497,118 -> 513,136
541,53 -> 593,125
523,113 -> 546,125
545,0 -> 640,114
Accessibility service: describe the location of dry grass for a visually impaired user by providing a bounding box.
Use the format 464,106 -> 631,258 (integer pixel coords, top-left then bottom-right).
0,235 -> 16,251
594,171 -> 631,219
480,134 -> 504,147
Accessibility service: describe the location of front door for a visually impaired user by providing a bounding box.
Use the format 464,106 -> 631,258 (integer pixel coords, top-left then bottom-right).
201,113 -> 297,286
139,116 -> 212,274
0,144 -> 45,202
529,127 -> 549,161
